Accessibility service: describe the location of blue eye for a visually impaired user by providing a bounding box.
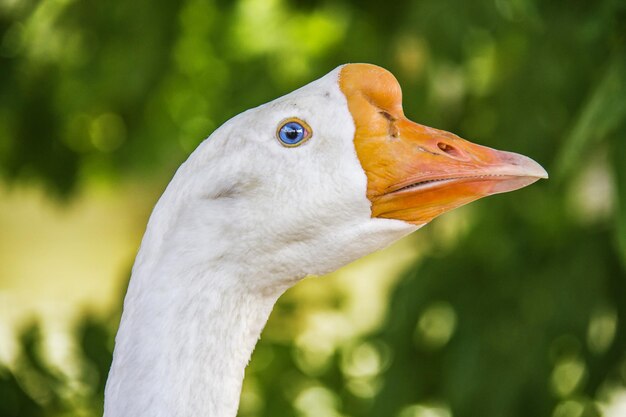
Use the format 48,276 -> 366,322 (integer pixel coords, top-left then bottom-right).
277,119 -> 311,147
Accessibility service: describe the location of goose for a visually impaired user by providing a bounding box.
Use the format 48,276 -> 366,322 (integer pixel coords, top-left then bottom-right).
103,63 -> 547,417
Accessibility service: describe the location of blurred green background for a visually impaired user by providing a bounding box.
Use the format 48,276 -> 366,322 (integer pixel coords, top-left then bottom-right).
1,0 -> 625,416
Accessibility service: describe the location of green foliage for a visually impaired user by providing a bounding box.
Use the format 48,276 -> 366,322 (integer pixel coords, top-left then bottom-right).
1,323 -> 67,417
1,0 -> 625,416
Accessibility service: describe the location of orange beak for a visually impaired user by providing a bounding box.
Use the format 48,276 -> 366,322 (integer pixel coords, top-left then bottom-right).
339,64 -> 548,226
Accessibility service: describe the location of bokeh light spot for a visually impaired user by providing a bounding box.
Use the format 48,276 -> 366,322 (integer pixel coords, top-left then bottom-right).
587,306 -> 617,355
294,385 -> 342,417
341,341 -> 383,378
414,302 -> 457,350
398,402 -> 452,417
552,399 -> 585,417
551,357 -> 586,397
89,113 -> 126,153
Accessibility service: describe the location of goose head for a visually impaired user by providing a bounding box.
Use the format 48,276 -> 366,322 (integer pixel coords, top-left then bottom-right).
105,64 -> 548,417
171,63 -> 547,288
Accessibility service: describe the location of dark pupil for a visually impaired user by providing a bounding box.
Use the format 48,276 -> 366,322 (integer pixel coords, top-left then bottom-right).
286,126 -> 300,140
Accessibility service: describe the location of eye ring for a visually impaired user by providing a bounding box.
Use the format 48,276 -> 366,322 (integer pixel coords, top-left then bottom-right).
276,118 -> 312,147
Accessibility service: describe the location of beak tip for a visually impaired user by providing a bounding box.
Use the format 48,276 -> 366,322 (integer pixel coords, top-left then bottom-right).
528,160 -> 549,180
487,152 -> 548,194
504,151 -> 548,181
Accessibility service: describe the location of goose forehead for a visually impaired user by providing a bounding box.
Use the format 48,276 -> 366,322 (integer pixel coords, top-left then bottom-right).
230,67 -> 356,160
259,67 -> 347,121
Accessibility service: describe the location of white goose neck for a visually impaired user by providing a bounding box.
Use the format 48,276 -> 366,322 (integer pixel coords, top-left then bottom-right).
104,176 -> 292,417
104,256 -> 286,417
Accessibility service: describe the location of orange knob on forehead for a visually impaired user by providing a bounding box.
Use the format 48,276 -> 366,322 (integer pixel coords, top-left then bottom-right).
339,64 -> 404,115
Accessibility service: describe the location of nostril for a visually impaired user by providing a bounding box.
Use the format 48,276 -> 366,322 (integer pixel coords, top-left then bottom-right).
437,142 -> 462,158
